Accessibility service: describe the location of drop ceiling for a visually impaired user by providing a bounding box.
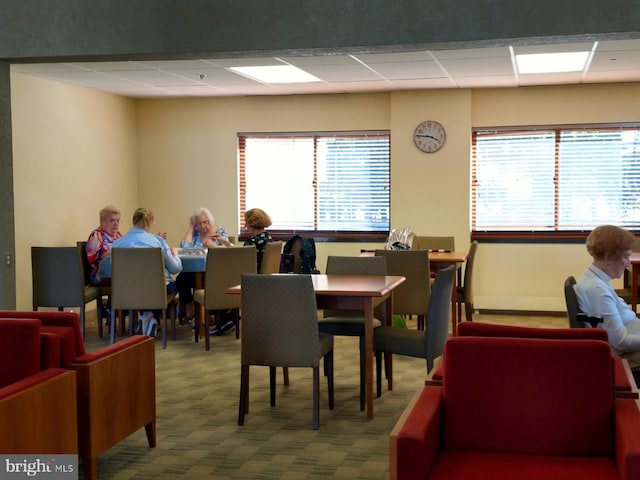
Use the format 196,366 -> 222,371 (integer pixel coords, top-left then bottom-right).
11,39 -> 640,98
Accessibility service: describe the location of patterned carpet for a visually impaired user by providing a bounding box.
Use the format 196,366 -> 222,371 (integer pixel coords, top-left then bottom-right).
81,312 -> 565,480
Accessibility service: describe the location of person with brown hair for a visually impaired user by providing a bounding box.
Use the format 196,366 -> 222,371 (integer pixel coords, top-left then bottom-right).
575,224 -> 640,373
243,208 -> 274,270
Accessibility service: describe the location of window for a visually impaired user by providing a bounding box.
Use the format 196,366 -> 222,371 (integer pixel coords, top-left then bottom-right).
239,132 -> 390,240
472,125 -> 640,239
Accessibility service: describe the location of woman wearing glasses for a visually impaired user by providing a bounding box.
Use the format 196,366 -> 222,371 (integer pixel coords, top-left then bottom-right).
176,207 -> 232,325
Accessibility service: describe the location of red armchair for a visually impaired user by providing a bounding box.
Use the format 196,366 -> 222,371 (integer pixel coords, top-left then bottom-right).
0,318 -> 78,454
391,336 -> 640,480
426,322 -> 638,398
0,311 -> 156,480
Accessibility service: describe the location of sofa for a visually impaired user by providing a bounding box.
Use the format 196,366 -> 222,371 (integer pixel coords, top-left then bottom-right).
0,318 -> 78,454
390,336 -> 640,480
0,311 -> 156,480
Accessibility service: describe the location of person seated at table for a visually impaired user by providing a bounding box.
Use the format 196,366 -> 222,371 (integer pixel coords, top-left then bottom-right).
575,224 -> 640,379
243,207 -> 274,271
176,207 -> 231,325
86,205 -> 123,287
113,207 -> 183,328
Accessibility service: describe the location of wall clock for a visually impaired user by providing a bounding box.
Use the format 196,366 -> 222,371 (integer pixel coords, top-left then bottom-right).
413,120 -> 446,153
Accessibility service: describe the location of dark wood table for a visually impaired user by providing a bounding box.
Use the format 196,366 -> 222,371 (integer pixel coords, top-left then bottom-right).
361,250 -> 468,334
227,274 -> 406,419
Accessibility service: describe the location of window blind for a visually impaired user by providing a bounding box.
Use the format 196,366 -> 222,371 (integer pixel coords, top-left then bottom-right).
472,126 -> 640,233
239,132 -> 390,234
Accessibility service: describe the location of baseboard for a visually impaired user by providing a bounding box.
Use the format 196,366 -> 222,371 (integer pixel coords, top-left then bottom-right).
477,309 -> 566,317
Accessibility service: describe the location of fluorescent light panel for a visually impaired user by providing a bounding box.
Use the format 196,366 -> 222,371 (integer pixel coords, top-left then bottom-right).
229,65 -> 320,84
515,51 -> 590,74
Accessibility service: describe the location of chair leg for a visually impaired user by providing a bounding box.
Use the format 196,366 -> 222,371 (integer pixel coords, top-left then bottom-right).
81,457 -> 98,480
239,365 -> 249,425
79,306 -> 86,339
326,351 -> 334,410
234,309 -> 240,340
170,302 -> 177,340
204,307 -> 211,351
144,420 -> 156,447
109,309 -> 117,344
375,351 -> 382,397
283,367 -> 290,386
385,352 -> 393,391
161,308 -> 168,350
465,302 -> 473,322
359,337 -> 366,411
417,314 -> 425,330
269,366 -> 277,406
312,365 -> 320,430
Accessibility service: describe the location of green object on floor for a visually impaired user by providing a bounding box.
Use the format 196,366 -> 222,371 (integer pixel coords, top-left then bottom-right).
392,315 -> 407,328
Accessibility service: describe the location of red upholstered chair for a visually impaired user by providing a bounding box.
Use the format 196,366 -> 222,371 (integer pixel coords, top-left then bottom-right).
0,311 -> 156,480
0,318 -> 78,454
426,322 -> 638,398
390,336 -> 640,480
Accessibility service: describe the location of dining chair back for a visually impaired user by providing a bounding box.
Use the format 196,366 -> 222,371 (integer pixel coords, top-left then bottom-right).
318,255 -> 386,411
411,235 -> 455,251
374,249 -> 431,328
259,240 -> 283,274
193,246 -> 257,350
31,246 -> 102,339
77,240 -> 110,337
455,240 -> 478,323
109,247 -> 177,348
374,264 -> 455,396
238,273 -> 334,429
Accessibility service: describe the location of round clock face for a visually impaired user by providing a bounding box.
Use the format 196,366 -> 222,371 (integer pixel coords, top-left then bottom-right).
414,121 -> 446,153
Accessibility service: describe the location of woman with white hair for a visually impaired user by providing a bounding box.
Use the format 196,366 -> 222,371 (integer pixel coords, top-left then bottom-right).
176,207 -> 232,325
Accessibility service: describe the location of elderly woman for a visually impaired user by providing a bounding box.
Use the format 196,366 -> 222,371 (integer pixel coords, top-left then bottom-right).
86,205 -> 123,286
176,207 -> 231,324
575,224 -> 640,373
243,208 -> 274,271
112,207 -> 183,330
180,207 -> 232,249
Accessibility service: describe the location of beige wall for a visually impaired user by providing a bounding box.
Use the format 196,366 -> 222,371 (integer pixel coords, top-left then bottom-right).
10,72 -> 640,312
11,72 -> 139,309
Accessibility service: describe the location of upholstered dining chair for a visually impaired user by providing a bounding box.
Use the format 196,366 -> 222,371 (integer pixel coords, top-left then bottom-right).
238,273 -> 334,430
564,275 -> 587,329
77,240 -> 110,337
259,240 -> 284,274
411,235 -> 455,251
318,255 -> 386,411
374,249 -> 431,330
31,246 -> 102,339
455,240 -> 478,323
193,246 -> 257,350
109,247 -> 178,348
374,264 -> 455,396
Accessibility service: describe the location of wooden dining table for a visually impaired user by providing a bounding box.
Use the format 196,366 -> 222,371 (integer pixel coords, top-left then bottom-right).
360,249 -> 468,334
226,273 -> 406,419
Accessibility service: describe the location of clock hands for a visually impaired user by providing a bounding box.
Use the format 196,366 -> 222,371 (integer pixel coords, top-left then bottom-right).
415,134 -> 440,141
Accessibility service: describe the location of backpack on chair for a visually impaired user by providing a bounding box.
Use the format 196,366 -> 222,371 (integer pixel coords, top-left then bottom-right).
279,235 -> 320,274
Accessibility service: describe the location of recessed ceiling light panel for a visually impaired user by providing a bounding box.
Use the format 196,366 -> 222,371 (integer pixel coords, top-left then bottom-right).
229,65 -> 320,84
515,51 -> 590,74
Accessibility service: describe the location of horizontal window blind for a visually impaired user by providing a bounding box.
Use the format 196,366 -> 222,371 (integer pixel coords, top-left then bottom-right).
239,132 -> 390,234
473,126 -> 640,233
